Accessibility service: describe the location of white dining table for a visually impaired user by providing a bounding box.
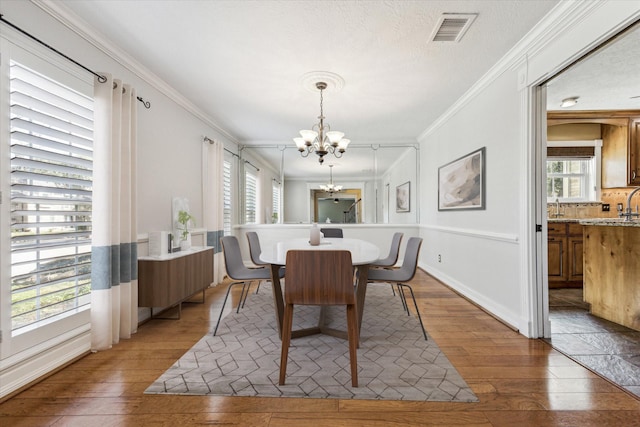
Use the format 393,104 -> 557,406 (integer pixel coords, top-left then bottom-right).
260,237 -> 380,340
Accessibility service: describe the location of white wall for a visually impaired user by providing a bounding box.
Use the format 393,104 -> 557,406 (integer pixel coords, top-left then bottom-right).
381,147 -> 419,224
417,1 -> 640,335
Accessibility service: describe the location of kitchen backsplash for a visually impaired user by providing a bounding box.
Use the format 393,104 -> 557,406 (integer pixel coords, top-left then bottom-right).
547,187 -> 640,219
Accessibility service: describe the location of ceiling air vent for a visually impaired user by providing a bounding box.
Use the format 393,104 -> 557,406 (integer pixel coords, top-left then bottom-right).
431,13 -> 478,42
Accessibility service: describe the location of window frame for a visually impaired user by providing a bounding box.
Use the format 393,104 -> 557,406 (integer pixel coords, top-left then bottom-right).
545,140 -> 602,203
1,37 -> 94,358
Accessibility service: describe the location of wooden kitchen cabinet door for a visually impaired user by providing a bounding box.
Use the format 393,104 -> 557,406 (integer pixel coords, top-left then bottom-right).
548,236 -> 568,287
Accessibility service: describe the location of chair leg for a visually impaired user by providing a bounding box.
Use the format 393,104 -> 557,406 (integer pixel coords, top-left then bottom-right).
397,284 -> 410,314
398,284 -> 428,341
279,303 -> 295,385
346,304 -> 359,387
213,281 -> 245,336
239,281 -> 253,310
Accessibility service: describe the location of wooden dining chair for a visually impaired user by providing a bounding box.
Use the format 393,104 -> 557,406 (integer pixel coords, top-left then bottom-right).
320,227 -> 343,238
279,250 -> 359,387
367,237 -> 428,340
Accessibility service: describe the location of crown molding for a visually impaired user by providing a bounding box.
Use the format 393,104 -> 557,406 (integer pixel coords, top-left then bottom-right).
32,0 -> 239,144
417,0 -> 635,142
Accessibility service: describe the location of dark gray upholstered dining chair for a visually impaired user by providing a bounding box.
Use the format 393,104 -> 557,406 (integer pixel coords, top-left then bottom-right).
370,232 -> 404,295
371,232 -> 404,268
367,237 -> 427,340
279,250 -> 359,387
214,235 -> 283,336
246,231 -> 270,296
320,227 -> 343,238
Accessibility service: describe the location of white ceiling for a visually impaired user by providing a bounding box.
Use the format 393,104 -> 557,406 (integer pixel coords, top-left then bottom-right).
52,1 -> 638,179
546,21 -> 640,112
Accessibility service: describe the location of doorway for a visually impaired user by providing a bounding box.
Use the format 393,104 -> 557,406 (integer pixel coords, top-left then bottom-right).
535,21 -> 640,397
311,189 -> 362,224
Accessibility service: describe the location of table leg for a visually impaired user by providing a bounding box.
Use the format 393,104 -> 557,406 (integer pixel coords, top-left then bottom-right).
355,265 -> 369,337
270,264 -> 285,338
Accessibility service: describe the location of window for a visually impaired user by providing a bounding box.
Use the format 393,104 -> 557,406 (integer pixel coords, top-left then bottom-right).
546,157 -> 595,202
244,170 -> 257,224
9,60 -> 93,333
223,160 -> 232,235
272,180 -> 281,223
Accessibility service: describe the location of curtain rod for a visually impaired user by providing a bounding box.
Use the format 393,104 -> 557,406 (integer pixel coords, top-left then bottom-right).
204,136 -> 241,159
0,14 -> 150,109
244,160 -> 260,171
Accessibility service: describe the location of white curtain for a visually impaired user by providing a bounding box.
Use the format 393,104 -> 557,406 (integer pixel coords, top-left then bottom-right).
91,74 -> 138,351
203,138 -> 225,284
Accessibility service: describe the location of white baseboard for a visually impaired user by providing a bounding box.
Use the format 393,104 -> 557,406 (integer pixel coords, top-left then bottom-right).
0,326 -> 91,399
419,261 -> 526,334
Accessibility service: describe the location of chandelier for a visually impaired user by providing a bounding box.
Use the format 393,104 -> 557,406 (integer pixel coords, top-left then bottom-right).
319,164 -> 342,195
294,81 -> 350,165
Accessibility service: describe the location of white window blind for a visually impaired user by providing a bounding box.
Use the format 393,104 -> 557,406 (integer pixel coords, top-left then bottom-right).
272,181 -> 281,223
223,160 -> 232,235
245,170 -> 257,224
10,61 -> 93,332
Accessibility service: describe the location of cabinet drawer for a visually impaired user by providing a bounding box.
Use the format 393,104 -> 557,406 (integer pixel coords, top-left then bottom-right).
568,222 -> 583,236
548,223 -> 567,235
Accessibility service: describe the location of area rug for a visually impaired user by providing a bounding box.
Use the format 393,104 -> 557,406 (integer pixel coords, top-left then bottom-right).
145,283 -> 478,402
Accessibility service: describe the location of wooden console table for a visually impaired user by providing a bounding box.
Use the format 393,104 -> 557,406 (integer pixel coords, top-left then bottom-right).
138,246 -> 214,318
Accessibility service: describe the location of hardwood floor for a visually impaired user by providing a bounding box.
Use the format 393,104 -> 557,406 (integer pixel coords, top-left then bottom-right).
2,270 -> 639,426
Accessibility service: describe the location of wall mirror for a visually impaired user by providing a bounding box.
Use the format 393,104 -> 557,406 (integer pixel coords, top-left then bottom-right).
241,144 -> 419,224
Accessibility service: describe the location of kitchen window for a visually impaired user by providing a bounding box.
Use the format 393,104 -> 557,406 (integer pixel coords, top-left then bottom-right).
546,157 -> 596,202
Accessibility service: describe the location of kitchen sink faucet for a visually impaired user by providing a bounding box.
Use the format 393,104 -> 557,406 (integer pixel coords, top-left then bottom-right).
620,187 -> 640,221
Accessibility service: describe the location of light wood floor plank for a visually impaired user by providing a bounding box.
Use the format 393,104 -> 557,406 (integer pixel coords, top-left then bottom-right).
1,269 -> 638,426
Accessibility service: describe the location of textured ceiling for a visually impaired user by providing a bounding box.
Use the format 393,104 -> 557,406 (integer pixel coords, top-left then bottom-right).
51,1 -> 638,179
56,0 -> 558,146
546,21 -> 640,112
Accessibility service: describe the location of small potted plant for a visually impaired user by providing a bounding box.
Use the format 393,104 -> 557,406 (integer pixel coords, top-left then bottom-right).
177,210 -> 195,250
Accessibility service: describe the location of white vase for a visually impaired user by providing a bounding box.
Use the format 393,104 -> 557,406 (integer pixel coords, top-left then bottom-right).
180,235 -> 191,250
310,223 -> 320,246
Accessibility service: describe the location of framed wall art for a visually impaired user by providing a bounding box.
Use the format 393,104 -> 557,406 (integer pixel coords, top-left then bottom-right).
438,147 -> 486,211
396,181 -> 410,212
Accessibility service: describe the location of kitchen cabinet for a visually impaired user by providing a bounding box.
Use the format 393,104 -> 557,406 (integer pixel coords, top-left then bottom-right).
630,116 -> 640,185
547,221 -> 583,288
548,110 -> 640,187
583,221 -> 640,331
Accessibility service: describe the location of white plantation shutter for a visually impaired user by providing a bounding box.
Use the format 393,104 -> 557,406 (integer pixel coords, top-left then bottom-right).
223,160 -> 232,235
245,170 -> 257,224
272,181 -> 281,223
10,61 -> 93,332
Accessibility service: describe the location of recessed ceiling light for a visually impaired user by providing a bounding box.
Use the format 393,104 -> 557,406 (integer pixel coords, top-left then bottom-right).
560,97 -> 579,108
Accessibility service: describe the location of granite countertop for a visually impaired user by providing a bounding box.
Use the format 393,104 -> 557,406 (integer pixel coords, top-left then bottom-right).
547,218 -> 583,223
578,218 -> 640,227
548,217 -> 640,227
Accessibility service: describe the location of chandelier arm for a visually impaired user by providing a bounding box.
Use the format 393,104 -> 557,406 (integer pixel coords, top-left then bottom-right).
296,80 -> 347,165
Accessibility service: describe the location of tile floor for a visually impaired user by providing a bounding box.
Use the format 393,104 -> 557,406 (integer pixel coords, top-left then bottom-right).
546,288 -> 640,398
